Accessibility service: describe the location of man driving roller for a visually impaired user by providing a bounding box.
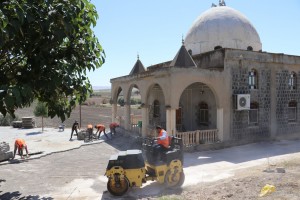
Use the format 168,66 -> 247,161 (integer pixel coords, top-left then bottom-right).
152,125 -> 169,161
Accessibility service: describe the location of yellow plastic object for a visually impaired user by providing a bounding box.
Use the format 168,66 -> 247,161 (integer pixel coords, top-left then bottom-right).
259,184 -> 276,197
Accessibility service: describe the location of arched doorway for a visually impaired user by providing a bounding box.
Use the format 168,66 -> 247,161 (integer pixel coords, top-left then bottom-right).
127,84 -> 142,134
147,84 -> 166,129
178,82 -> 217,131
112,86 -> 125,126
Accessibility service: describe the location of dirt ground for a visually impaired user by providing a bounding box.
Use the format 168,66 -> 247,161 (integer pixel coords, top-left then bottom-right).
143,157 -> 300,200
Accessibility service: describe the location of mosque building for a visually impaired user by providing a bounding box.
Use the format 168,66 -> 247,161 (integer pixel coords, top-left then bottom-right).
110,1 -> 300,147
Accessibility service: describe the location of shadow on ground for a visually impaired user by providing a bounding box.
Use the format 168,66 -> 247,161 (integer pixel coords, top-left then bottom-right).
0,179 -> 53,199
0,191 -> 53,200
100,181 -> 183,200
26,132 -> 42,136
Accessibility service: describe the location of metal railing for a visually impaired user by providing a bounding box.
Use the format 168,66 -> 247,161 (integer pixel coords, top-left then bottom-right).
175,129 -> 219,146
117,115 -> 142,135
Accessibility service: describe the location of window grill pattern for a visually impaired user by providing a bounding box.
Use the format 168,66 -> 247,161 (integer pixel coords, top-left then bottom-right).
248,69 -> 258,89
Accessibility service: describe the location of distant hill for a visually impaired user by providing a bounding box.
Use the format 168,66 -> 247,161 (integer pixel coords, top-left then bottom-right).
92,86 -> 111,90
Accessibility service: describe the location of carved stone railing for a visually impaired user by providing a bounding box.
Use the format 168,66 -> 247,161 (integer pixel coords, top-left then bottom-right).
175,129 -> 219,147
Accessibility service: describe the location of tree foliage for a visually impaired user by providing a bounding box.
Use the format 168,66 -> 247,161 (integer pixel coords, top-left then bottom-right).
34,101 -> 48,132
34,101 -> 48,118
118,97 -> 125,107
0,0 -> 105,121
0,113 -> 18,126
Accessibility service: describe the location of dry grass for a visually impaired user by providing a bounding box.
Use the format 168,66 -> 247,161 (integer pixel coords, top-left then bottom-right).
14,97 -> 142,129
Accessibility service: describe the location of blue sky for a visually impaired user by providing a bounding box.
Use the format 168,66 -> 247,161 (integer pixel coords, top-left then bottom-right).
88,0 -> 300,87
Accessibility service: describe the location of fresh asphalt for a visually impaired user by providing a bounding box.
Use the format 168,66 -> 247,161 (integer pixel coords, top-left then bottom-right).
1,127 -> 300,199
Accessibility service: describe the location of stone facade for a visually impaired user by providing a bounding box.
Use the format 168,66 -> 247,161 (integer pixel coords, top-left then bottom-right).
229,51 -> 300,141
111,48 -> 300,143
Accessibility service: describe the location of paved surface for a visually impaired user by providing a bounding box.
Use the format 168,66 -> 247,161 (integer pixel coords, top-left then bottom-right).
1,126 -> 300,199
0,126 -> 107,163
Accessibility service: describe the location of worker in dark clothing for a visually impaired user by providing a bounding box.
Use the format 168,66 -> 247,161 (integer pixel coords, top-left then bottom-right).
87,123 -> 93,141
70,120 -> 79,140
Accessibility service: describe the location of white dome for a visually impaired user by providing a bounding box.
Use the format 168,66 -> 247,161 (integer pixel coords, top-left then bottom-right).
185,6 -> 262,55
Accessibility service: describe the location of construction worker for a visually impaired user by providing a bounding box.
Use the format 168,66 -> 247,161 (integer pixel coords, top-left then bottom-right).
95,124 -> 109,139
13,138 -> 29,159
109,122 -> 119,137
87,123 -> 93,141
70,120 -> 79,140
152,125 -> 169,161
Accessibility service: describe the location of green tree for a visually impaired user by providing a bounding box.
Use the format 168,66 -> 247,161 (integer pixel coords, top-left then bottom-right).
118,97 -> 125,107
0,0 -> 105,121
34,101 -> 48,132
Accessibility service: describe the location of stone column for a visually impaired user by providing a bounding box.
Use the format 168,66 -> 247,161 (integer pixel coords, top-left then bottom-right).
112,103 -> 117,122
124,103 -> 130,130
166,107 -> 176,136
217,108 -> 224,141
141,105 -> 148,137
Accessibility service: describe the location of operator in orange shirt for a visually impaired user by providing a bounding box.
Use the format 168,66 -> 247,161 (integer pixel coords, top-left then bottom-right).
152,125 -> 169,161
95,124 -> 109,139
109,122 -> 119,137
13,138 -> 29,159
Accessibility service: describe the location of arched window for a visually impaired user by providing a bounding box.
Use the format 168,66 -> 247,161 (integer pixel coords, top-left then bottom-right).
288,100 -> 297,122
214,46 -> 222,50
199,102 -> 209,125
249,102 -> 259,126
247,46 -> 253,51
153,100 -> 160,118
288,72 -> 297,90
248,69 -> 258,89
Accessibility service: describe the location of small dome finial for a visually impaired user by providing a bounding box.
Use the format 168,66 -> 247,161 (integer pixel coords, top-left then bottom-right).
219,0 -> 226,6
182,34 -> 185,45
137,52 -> 139,60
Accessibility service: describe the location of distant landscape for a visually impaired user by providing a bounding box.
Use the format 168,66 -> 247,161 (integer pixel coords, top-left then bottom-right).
92,86 -> 111,90
13,88 -> 142,130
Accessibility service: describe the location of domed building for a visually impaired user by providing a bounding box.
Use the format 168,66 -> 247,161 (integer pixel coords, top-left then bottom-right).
185,5 -> 262,55
110,1 -> 300,148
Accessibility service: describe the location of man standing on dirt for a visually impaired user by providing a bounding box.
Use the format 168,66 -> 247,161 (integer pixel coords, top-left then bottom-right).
13,138 -> 29,159
95,124 -> 109,139
70,120 -> 79,140
109,122 -> 119,137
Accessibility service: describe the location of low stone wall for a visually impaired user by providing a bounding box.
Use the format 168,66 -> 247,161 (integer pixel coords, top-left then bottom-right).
12,121 -> 22,128
0,142 -> 13,162
22,117 -> 35,128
